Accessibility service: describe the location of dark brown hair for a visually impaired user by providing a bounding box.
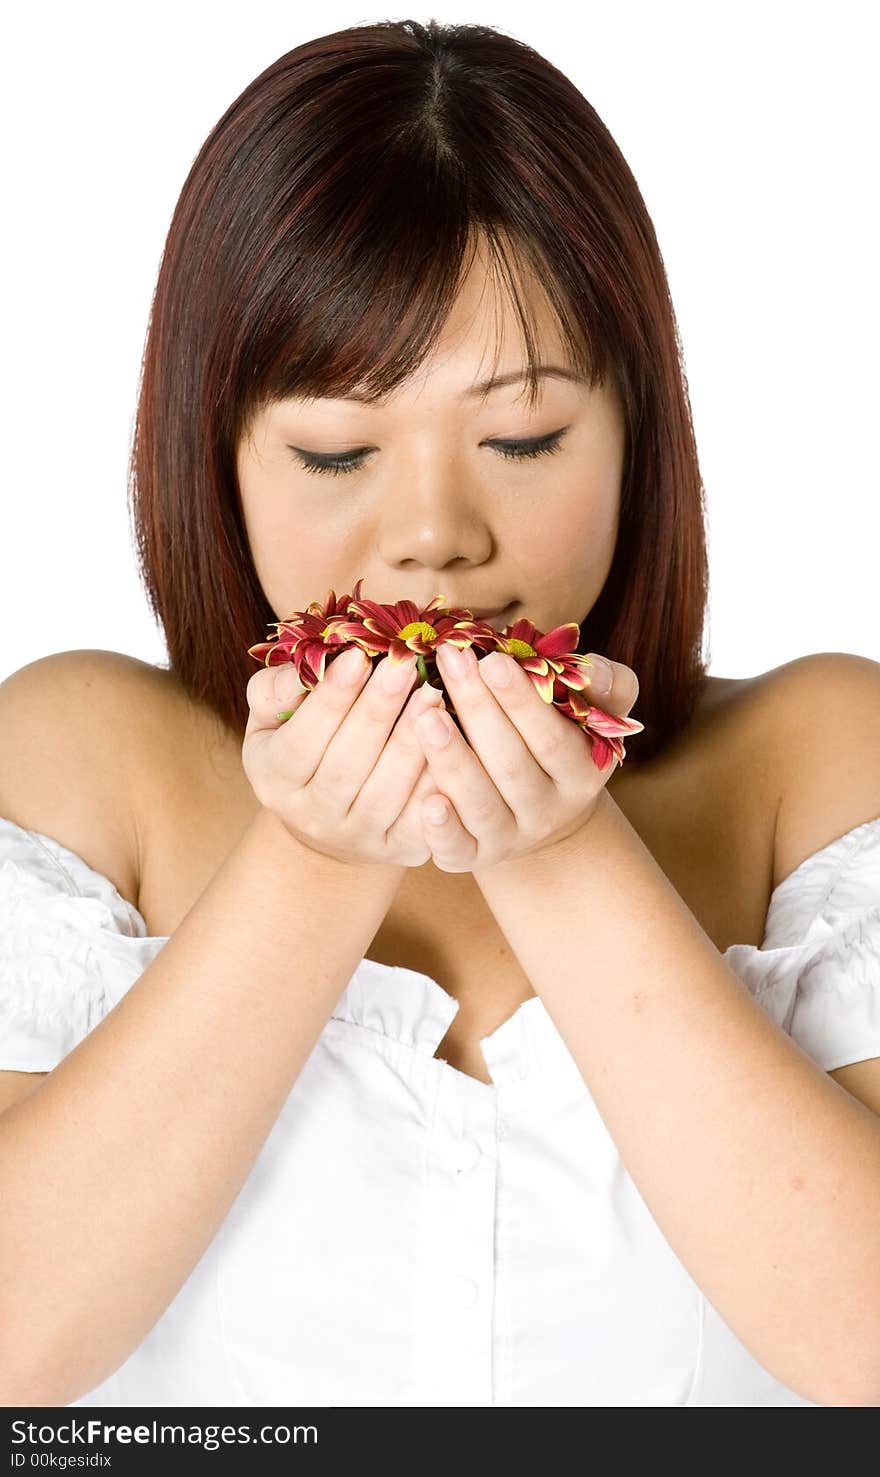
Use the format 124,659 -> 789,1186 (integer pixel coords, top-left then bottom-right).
130,17 -> 710,761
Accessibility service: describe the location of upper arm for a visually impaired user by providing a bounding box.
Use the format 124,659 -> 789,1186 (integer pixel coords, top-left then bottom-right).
770,651 -> 880,889
0,649 -> 146,1114
766,651 -> 880,1114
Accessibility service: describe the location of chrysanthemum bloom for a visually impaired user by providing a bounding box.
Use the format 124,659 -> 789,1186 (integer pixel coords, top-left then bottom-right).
247,579 -> 644,769
247,579 -> 366,688
455,613 -> 644,770
334,588 -> 502,691
247,579 -> 494,699
558,686 -> 646,772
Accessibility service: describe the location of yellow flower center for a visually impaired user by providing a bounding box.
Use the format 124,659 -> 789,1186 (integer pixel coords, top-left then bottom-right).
506,637 -> 536,658
399,620 -> 438,643
321,623 -> 355,646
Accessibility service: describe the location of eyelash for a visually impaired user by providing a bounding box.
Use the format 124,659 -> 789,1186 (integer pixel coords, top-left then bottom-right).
292,428 -> 568,477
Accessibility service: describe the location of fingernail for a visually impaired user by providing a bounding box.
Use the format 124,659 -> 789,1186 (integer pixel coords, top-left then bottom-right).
413,682 -> 443,710
332,647 -> 369,685
439,643 -> 473,678
382,654 -> 417,693
479,652 -> 513,687
586,653 -> 612,697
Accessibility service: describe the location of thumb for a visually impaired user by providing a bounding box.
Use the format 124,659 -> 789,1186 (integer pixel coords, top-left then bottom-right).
411,763 -> 443,803
245,660 -> 308,738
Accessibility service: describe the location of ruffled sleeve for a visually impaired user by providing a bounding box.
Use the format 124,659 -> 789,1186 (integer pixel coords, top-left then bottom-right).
0,816 -> 167,1072
724,815 -> 880,1072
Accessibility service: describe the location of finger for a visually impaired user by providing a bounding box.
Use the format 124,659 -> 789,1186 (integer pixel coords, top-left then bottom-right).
412,699 -> 514,851
562,653 -> 644,774
245,660 -> 310,740
383,722 -> 450,861
574,652 -> 639,716
420,789 -> 478,873
411,757 -> 444,804
354,680 -> 446,824
308,652 -> 421,812
434,643 -> 572,804
252,644 -> 374,776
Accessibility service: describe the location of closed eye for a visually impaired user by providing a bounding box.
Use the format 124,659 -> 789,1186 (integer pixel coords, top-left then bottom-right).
288,427 -> 570,477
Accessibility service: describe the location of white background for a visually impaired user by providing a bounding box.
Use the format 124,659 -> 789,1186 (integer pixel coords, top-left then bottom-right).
2,0 -> 877,681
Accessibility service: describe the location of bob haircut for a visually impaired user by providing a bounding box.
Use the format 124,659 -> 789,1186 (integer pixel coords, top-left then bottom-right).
130,17 -> 710,762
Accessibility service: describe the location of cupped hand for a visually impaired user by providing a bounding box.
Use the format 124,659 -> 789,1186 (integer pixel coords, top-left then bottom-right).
411,645 -> 641,873
242,648 -> 450,868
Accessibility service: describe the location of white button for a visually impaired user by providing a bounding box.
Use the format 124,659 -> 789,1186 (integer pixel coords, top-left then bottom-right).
446,1136 -> 482,1174
450,1275 -> 479,1309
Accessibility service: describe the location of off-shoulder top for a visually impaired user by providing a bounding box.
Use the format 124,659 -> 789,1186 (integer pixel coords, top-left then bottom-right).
1,812 -> 879,1407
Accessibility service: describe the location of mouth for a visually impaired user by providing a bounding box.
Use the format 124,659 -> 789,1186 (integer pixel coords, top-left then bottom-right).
465,602 -> 515,631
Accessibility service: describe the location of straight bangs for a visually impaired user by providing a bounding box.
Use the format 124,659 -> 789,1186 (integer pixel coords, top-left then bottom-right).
237,222 -> 618,448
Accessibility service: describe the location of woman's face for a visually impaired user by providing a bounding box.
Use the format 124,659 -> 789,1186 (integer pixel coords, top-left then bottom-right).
236,244 -> 627,640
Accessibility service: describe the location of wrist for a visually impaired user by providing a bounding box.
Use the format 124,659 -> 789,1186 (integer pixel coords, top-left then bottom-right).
254,806 -> 408,885
474,787 -> 615,883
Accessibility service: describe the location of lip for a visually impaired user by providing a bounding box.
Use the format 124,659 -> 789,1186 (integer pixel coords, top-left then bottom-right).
465,602 -> 515,630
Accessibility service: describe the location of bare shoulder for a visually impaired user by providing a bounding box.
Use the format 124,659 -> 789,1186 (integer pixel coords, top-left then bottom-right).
755,651 -> 880,1116
621,662 -> 861,912
0,648 -> 170,911
693,654 -> 880,884
627,669 -> 785,837
751,651 -> 880,889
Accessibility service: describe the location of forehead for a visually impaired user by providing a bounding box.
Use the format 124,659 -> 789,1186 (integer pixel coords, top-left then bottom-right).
317,363 -> 586,406
259,232 -> 596,421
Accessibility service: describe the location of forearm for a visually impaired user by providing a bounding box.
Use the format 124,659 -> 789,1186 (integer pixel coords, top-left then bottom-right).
475,789 -> 880,1406
0,806 -> 404,1405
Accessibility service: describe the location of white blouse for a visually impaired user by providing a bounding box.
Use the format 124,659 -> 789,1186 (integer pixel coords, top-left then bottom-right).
1,811 -> 879,1408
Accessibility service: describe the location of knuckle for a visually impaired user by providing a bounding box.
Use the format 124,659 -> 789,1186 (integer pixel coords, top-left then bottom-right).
471,792 -> 498,826
540,725 -> 567,760
246,667 -> 270,706
242,733 -> 271,784
365,692 -> 397,727
310,762 -> 348,801
272,664 -> 303,706
325,679 -> 358,712
466,687 -> 494,718
402,714 -> 431,752
355,785 -> 386,824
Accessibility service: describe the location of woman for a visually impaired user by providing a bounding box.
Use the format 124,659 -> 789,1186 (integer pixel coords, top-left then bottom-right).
1,19 -> 879,1408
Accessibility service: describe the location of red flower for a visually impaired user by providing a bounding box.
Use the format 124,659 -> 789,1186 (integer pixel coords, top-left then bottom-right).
560,685 -> 646,773
246,578 -> 645,770
450,613 -> 643,771
247,578 -> 370,689
458,614 -> 590,705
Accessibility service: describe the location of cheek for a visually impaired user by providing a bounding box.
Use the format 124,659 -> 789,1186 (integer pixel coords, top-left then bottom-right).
244,504 -> 347,618
530,474 -> 619,582
563,493 -> 618,549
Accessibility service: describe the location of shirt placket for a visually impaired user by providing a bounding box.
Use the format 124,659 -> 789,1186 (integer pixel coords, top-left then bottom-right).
411,1067 -> 501,1406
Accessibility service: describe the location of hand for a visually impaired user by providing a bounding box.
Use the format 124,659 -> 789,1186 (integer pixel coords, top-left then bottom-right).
412,644 -> 641,873
242,648 -> 448,867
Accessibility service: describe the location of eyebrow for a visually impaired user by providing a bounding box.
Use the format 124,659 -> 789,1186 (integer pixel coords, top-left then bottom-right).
334,366 -> 585,403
